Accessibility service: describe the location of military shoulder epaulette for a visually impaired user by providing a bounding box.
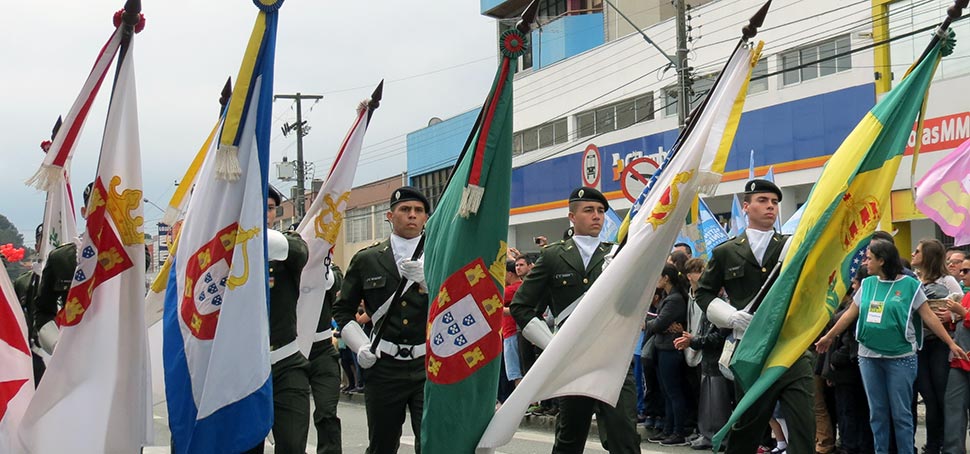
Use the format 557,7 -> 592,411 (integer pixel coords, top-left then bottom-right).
365,241 -> 382,249
542,240 -> 564,249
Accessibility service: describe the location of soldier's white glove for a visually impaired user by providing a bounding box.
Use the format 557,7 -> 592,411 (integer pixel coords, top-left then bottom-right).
706,297 -> 751,332
356,345 -> 378,369
601,244 -> 618,273
38,320 -> 59,355
323,265 -> 336,291
341,321 -> 379,369
522,317 -> 554,350
398,258 -> 426,291
602,254 -> 613,272
266,229 -> 289,261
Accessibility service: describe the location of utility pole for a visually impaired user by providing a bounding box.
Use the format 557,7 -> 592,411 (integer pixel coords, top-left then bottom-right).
674,0 -> 691,130
274,92 -> 322,219
603,0 -> 692,130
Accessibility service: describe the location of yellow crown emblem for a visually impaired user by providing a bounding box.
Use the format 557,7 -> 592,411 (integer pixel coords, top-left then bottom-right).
314,192 -> 351,244
105,176 -> 144,246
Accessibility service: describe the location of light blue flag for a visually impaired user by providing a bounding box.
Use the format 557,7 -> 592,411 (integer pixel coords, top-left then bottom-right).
748,149 -> 755,180
764,166 -> 782,230
730,194 -> 746,237
781,203 -> 805,235
600,207 -> 622,243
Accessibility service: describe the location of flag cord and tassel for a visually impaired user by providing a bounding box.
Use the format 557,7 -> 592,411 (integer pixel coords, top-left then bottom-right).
215,144 -> 243,181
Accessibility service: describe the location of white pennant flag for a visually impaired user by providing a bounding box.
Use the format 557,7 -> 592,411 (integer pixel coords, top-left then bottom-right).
18,36 -> 152,453
295,94 -> 379,357
477,42 -> 760,452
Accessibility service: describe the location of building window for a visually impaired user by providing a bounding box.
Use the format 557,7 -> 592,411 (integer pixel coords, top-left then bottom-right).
513,118 -> 568,155
539,0 -> 567,19
411,168 -> 453,210
346,207 -> 372,243
374,203 -> 393,239
780,35 -> 851,86
575,93 -> 654,139
749,58 -> 768,94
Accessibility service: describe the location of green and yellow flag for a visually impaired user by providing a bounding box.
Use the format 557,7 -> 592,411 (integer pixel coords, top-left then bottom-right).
419,18 -> 531,454
719,29 -> 953,448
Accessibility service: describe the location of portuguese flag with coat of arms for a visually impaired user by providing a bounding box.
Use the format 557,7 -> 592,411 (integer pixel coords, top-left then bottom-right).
419,25 -> 528,454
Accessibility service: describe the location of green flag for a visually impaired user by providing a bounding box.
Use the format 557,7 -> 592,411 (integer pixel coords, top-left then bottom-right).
419,25 -> 528,454
715,29 -> 953,450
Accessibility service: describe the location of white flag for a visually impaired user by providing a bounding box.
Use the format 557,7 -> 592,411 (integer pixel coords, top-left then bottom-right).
35,177 -> 79,276
0,267 -> 34,452
477,42 -> 759,451
295,96 -> 378,357
18,38 -> 152,453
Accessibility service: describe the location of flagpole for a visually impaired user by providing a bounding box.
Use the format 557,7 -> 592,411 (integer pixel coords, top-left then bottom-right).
442,0 -> 538,191
366,80 -> 384,123
914,0 -> 967,66
615,0 -> 770,252
114,0 -> 142,78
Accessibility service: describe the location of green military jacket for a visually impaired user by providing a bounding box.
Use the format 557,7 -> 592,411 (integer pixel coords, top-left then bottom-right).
510,237 -> 612,329
695,231 -> 787,311
332,238 -> 428,347
13,270 -> 39,340
34,242 -> 77,332
268,231 -> 309,349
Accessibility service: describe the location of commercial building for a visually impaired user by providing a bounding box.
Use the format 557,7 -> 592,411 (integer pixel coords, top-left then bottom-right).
406,0 -> 970,254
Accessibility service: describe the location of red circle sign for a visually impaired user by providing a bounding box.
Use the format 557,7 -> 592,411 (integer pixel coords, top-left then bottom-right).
581,144 -> 601,187
620,157 -> 660,203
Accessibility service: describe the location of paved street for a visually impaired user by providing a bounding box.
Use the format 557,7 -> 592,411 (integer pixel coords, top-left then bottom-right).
146,397 -> 931,453
146,398 -> 704,453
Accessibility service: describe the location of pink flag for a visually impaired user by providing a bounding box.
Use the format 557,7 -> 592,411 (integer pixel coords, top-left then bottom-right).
0,266 -> 34,452
915,139 -> 970,246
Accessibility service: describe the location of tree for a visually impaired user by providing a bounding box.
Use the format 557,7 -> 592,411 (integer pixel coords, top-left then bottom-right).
0,213 -> 28,280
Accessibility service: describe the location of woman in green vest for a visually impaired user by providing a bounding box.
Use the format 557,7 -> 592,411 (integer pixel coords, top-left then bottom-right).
816,239 -> 968,454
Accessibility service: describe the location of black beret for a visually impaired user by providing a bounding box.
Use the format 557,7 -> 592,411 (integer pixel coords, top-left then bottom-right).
568,186 -> 609,210
390,186 -> 431,213
267,185 -> 283,206
83,182 -> 95,206
562,226 -> 574,240
743,179 -> 782,202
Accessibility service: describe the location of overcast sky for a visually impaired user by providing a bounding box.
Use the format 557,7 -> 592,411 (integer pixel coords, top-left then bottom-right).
0,1 -> 497,242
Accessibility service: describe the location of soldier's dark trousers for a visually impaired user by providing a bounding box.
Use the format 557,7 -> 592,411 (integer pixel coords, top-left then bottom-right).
309,341 -> 342,454
725,353 -> 815,454
241,352 -> 311,454
363,357 -> 425,454
553,365 -> 640,454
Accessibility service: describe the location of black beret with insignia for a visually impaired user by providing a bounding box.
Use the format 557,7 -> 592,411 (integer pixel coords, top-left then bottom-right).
390,186 -> 431,213
568,186 -> 609,210
743,179 -> 782,201
267,185 -> 283,206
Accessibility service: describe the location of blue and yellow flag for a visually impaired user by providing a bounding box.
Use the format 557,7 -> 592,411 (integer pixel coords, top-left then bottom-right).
718,30 -> 952,448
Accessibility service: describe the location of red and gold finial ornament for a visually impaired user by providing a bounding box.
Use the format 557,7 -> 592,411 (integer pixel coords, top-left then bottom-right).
40,140 -> 52,152
500,29 -> 528,59
113,9 -> 146,33
254,0 -> 284,12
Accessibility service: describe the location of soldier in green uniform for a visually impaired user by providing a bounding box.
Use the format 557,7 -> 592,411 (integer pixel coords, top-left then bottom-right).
34,183 -> 95,355
332,186 -> 430,454
308,264 -> 343,454
510,186 -> 640,454
14,223 -> 48,384
250,186 -> 311,454
695,179 -> 814,454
